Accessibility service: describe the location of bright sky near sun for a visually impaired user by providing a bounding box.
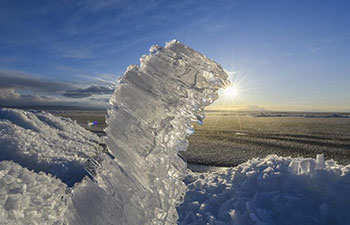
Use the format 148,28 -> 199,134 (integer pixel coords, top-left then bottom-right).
0,0 -> 349,111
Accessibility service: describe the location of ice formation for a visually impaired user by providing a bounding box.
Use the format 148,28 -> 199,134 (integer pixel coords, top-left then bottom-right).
178,155 -> 350,225
101,40 -> 229,224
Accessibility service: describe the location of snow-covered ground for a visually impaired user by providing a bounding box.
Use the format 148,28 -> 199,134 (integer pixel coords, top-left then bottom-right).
0,108 -> 102,187
178,155 -> 350,225
0,108 -> 104,224
0,161 -> 67,224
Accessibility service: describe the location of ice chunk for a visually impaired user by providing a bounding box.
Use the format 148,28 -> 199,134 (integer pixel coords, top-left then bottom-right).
105,40 -> 228,224
316,154 -> 326,169
66,40 -> 228,225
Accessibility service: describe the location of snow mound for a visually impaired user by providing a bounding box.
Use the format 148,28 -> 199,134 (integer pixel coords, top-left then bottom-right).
0,108 -> 102,186
178,154 -> 350,225
0,161 -> 67,225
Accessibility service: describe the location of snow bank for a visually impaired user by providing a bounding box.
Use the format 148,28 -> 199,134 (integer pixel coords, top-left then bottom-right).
178,154 -> 350,225
0,161 -> 67,224
0,108 -> 102,186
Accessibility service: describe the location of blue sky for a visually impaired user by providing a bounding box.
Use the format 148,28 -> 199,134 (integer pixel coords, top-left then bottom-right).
0,0 -> 349,111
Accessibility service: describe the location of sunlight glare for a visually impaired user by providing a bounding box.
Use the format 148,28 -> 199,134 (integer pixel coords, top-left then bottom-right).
223,85 -> 238,99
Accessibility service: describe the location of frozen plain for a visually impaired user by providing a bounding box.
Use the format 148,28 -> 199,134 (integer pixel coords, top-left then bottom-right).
1,41 -> 350,224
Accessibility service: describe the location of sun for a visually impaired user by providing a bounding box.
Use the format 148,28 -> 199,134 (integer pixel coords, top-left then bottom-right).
223,85 -> 238,99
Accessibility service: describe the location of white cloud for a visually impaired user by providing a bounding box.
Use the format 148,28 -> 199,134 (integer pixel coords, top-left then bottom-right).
0,89 -> 61,106
206,104 -> 265,111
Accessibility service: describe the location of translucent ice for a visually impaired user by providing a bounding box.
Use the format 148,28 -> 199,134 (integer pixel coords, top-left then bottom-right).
101,40 -> 229,224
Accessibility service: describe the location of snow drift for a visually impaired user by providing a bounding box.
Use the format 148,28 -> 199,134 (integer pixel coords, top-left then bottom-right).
0,108 -> 103,224
0,108 -> 101,186
178,155 -> 350,225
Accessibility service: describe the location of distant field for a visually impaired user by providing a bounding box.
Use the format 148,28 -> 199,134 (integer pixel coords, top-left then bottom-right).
54,110 -> 350,166
182,111 -> 350,166
52,110 -> 107,136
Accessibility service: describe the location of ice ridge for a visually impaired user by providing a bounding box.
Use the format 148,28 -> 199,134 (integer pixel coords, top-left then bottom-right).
104,40 -> 229,224
66,40 -> 229,225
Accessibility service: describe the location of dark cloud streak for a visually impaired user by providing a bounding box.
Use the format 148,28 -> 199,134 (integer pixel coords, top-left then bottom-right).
0,69 -> 115,108
62,85 -> 114,98
0,70 -> 73,92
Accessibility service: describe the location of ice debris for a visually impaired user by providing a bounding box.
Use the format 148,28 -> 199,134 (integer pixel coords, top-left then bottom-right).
0,161 -> 67,224
178,154 -> 350,225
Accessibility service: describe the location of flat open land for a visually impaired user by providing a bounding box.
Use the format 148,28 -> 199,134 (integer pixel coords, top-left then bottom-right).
182,111 -> 350,166
54,110 -> 350,166
52,110 -> 107,136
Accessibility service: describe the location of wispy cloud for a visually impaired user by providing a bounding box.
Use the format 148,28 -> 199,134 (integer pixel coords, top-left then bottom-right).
310,46 -> 323,54
308,36 -> 344,54
0,88 -> 64,106
281,52 -> 292,57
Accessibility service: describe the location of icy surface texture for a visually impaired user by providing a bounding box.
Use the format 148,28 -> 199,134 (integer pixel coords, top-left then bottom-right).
101,40 -> 229,224
178,154 -> 350,225
0,161 -> 67,225
0,108 -> 101,186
